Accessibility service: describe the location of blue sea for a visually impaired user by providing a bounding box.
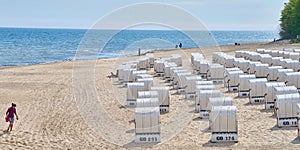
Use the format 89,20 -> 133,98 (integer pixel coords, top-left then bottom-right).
0,27 -> 280,67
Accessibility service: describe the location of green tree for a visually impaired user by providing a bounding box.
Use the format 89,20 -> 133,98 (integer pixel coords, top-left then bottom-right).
280,0 -> 300,39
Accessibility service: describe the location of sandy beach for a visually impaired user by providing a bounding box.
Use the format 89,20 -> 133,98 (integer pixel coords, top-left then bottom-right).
1,41 -> 300,149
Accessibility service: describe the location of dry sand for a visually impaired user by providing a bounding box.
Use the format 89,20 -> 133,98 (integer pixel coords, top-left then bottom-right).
1,42 -> 300,149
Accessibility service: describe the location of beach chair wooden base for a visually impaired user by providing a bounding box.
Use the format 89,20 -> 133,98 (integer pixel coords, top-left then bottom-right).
229,86 -> 238,92
118,80 -> 124,84
265,102 -> 274,109
277,118 -> 298,127
160,106 -> 169,113
224,82 -> 228,88
195,105 -> 200,113
185,93 -> 195,99
250,97 -> 265,104
193,70 -> 199,75
212,79 -> 223,84
238,91 -> 249,97
164,77 -> 172,82
135,133 -> 161,143
199,73 -> 207,79
123,83 -> 128,87
173,84 -> 178,90
177,88 -> 185,94
200,111 -> 209,119
154,72 -> 164,77
126,100 -> 136,107
211,132 -> 238,143
139,68 -> 147,70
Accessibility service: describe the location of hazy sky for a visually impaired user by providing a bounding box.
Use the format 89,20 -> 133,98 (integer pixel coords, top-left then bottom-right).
0,0 -> 289,30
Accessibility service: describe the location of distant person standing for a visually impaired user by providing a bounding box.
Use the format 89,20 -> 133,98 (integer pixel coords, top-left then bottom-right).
5,103 -> 18,132
179,42 -> 182,48
138,48 -> 141,56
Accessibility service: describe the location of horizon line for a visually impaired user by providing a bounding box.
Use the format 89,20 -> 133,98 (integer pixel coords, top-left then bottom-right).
0,26 -> 279,32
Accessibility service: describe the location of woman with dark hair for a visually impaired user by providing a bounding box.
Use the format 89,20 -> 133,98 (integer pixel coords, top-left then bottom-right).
5,103 -> 19,132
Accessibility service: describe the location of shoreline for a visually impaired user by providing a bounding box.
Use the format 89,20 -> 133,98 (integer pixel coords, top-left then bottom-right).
0,41 -> 288,70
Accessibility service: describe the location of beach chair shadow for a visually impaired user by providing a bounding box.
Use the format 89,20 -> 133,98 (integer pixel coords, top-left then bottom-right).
260,109 -> 273,113
291,137 -> 300,144
126,129 -> 135,133
192,117 -> 201,121
234,96 -> 247,100
219,87 -> 228,90
199,117 -> 209,120
269,111 -> 276,119
171,92 -> 181,95
243,102 -> 252,106
269,113 -> 276,118
123,140 -> 158,148
270,125 -> 297,131
159,81 -> 166,84
200,127 -> 211,133
188,104 -> 194,107
160,112 -> 169,115
202,141 -> 236,147
128,119 -> 135,124
178,98 -> 187,100
188,109 -> 199,113
119,105 -> 126,109
118,86 -> 126,89
233,96 -> 240,99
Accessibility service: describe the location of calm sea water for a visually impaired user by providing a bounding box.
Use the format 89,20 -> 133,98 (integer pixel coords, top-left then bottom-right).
0,28 -> 279,67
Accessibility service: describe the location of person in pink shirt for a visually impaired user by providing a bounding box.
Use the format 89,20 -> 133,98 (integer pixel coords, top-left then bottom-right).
6,103 -> 19,132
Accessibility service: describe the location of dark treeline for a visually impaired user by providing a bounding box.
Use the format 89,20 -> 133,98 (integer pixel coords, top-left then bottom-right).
280,0 -> 300,40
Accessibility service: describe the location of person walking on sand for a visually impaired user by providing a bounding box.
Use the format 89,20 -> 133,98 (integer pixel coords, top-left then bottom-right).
138,48 -> 141,56
5,103 -> 18,132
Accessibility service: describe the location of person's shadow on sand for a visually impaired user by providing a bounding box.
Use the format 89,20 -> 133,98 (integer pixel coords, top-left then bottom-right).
0,130 -> 10,137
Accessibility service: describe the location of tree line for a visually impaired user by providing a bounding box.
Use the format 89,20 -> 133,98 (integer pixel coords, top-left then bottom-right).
280,0 -> 300,40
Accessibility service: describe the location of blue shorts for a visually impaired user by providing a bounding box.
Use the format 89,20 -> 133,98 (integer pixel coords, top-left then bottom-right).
9,117 -> 14,124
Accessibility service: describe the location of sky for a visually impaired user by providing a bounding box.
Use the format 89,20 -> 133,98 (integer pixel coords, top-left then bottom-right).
0,0 -> 290,31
